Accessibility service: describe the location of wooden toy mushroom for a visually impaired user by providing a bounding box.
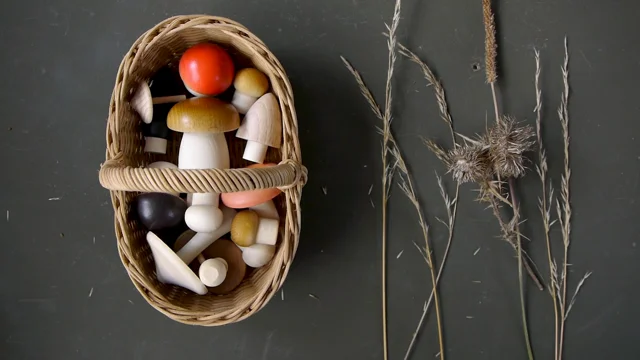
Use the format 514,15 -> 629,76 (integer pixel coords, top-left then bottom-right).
231,68 -> 269,114
231,210 -> 279,247
221,163 -> 282,209
147,231 -> 207,295
179,43 -> 235,97
168,98 -> 240,233
131,68 -> 188,124
174,206 -> 236,261
236,93 -> 282,163
239,244 -> 276,268
142,102 -> 174,154
249,200 -> 279,220
134,193 -> 187,231
174,230 -> 246,294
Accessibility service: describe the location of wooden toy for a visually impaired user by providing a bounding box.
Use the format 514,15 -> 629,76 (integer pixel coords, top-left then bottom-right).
147,232 -> 207,295
142,103 -> 173,154
230,210 -> 279,247
249,200 -> 279,220
135,193 -> 187,231
238,244 -> 275,268
231,68 -> 269,114
220,163 -> 282,208
236,93 -> 282,163
168,98 -> 240,233
179,43 -> 235,97
131,68 -> 188,124
174,232 -> 246,295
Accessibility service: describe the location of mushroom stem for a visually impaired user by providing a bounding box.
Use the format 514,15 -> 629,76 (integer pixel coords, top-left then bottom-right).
197,254 -> 228,287
144,137 -> 168,154
176,206 -> 236,263
232,92 -> 257,114
243,141 -> 269,164
153,95 -> 187,104
179,132 -> 230,233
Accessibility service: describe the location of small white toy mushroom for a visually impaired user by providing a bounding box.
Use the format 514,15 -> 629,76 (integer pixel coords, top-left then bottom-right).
146,232 -> 207,295
230,210 -> 279,247
131,81 -> 187,124
197,254 -> 228,287
238,244 -> 276,268
168,98 -> 240,233
235,93 -> 282,163
231,68 -> 270,114
174,206 -> 236,262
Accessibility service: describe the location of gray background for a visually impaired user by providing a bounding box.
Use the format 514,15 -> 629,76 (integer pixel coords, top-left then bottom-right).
1,0 -> 638,359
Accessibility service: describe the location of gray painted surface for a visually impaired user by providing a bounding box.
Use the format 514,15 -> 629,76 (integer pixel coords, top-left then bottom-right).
0,0 -> 638,359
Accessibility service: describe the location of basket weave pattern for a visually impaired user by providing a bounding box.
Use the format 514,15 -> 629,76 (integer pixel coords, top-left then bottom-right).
99,15 -> 306,325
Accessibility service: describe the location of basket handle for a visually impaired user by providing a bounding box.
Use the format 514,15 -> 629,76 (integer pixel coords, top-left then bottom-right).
99,156 -> 307,193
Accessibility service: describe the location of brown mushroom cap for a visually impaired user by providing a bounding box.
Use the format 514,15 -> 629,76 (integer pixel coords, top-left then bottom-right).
234,68 -> 269,98
230,210 -> 259,247
167,97 -> 240,133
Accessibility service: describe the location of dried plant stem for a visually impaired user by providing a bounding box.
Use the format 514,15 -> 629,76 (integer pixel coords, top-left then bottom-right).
487,194 -> 543,290
397,46 -> 459,360
394,147 -> 445,360
533,49 -> 560,360
557,37 -> 573,360
483,3 -> 535,358
509,178 -> 534,360
341,2 -> 405,358
403,182 -> 457,360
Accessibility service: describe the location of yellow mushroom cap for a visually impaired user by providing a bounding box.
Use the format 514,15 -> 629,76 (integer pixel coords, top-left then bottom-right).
231,210 -> 259,247
233,68 -> 269,98
167,97 -> 240,133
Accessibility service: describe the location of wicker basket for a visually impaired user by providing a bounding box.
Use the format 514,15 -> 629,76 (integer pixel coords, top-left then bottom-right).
98,15 -> 307,325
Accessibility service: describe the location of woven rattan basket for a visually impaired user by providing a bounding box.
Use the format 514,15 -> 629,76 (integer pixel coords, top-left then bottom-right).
98,15 -> 307,325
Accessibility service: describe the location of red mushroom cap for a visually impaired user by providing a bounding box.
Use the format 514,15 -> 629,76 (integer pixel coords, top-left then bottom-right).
179,43 -> 235,96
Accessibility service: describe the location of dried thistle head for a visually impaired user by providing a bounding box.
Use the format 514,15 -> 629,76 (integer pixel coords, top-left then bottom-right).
444,144 -> 493,183
487,116 -> 535,178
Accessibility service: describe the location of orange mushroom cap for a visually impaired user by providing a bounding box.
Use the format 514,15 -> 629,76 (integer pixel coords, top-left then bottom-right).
179,43 -> 235,96
221,163 -> 282,208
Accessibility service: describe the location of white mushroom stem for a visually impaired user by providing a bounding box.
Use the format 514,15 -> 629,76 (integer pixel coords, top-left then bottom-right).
197,254 -> 228,287
179,132 -> 230,233
176,206 -> 236,263
254,217 -> 279,246
250,200 -> 279,220
231,92 -> 257,114
243,141 -> 268,164
144,137 -> 167,154
153,95 -> 187,104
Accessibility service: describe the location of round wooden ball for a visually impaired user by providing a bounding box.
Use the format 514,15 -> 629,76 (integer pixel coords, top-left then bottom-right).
134,193 -> 187,231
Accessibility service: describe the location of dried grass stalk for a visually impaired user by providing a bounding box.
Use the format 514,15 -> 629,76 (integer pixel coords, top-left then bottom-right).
534,48 -> 561,360
397,46 -> 460,360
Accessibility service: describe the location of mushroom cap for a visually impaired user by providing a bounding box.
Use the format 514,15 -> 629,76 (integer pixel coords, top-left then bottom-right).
240,244 -> 275,268
235,93 -> 282,147
134,193 -> 187,231
131,81 -> 153,124
221,164 -> 282,209
147,232 -> 207,295
230,210 -> 259,247
179,43 -> 235,96
167,97 -> 239,133
233,68 -> 269,98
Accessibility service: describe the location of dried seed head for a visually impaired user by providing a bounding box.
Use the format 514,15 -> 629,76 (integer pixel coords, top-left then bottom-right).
445,144 -> 493,183
482,0 -> 498,83
487,116 -> 535,178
